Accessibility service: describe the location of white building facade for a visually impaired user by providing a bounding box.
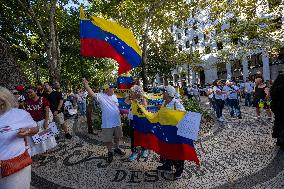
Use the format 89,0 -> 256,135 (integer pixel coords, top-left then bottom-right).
155,0 -> 284,86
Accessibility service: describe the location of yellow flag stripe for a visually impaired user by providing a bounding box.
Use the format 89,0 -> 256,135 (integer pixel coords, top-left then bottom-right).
90,16 -> 142,56
132,102 -> 186,126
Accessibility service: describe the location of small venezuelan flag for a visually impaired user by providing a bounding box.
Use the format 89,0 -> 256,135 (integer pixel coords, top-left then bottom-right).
132,102 -> 200,165
80,7 -> 142,75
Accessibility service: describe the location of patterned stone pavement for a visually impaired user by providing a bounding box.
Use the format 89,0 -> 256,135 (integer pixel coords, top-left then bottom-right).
31,99 -> 284,189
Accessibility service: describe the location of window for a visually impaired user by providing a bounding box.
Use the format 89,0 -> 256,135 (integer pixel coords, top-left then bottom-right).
184,27 -> 188,36
232,60 -> 242,71
192,21 -> 198,30
186,41 -> 190,48
178,45 -> 183,51
232,37 -> 239,45
177,33 -> 181,40
248,54 -> 263,68
217,42 -> 223,50
194,36 -> 199,44
204,33 -> 207,41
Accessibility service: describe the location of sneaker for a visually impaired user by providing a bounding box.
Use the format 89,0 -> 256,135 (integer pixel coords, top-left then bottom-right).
141,150 -> 149,158
128,152 -> 138,161
174,172 -> 182,180
114,148 -> 126,156
106,152 -> 113,163
238,116 -> 242,119
218,117 -> 224,122
65,133 -> 72,139
267,117 -> 273,123
157,164 -> 171,172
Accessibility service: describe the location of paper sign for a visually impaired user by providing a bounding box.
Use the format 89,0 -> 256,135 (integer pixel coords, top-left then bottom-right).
176,111 -> 201,141
32,122 -> 59,144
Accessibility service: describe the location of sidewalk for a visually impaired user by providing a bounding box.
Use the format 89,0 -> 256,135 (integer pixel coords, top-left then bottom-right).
31,98 -> 284,189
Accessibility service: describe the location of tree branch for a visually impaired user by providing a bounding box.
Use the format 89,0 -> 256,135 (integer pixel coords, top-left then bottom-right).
17,0 -> 48,47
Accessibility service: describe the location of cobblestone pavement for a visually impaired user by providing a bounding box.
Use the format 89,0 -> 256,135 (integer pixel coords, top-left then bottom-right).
31,98 -> 284,189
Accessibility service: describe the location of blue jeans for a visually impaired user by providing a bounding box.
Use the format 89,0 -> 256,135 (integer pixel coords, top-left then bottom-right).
244,93 -> 252,106
78,101 -> 87,116
209,98 -> 216,111
228,99 -> 241,117
215,99 -> 225,118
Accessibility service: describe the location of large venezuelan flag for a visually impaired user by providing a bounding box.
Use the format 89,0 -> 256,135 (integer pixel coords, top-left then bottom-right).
80,7 -> 142,75
132,102 -> 200,165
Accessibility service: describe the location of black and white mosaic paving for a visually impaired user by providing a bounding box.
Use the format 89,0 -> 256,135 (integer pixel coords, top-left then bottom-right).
31,101 -> 284,189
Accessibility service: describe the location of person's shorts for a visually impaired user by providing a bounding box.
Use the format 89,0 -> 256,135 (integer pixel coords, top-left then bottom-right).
253,99 -> 270,109
54,112 -> 65,125
101,126 -> 123,142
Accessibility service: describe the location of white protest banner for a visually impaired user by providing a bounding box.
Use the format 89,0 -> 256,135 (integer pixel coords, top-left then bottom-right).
32,122 -> 59,144
176,111 -> 201,141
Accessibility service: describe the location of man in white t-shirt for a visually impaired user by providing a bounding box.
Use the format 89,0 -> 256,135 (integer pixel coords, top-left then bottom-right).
83,79 -> 125,163
244,78 -> 254,106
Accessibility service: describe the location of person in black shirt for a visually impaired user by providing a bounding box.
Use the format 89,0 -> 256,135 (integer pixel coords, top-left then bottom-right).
253,77 -> 272,121
44,81 -> 72,139
270,74 -> 284,149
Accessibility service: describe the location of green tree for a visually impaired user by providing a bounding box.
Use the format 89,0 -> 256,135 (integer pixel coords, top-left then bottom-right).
90,0 -> 193,87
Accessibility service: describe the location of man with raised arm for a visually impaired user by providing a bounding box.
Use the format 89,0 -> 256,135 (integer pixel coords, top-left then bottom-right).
82,78 -> 125,163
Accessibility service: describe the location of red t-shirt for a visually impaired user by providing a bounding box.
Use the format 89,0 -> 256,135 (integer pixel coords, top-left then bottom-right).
25,97 -> 50,121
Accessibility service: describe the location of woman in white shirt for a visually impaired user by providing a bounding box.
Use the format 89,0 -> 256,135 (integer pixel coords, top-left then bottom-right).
157,85 -> 186,180
213,80 -> 227,122
0,87 -> 38,189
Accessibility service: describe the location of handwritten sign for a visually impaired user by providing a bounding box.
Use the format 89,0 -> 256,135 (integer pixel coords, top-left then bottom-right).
176,111 -> 201,141
32,122 -> 59,144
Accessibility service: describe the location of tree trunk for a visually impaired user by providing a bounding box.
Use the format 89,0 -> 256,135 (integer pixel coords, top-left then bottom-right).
17,0 -> 61,84
48,0 -> 60,83
140,0 -> 170,89
141,32 -> 149,89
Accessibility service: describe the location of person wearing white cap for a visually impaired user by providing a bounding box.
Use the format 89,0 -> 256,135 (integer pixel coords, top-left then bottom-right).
83,78 -> 125,163
157,85 -> 185,180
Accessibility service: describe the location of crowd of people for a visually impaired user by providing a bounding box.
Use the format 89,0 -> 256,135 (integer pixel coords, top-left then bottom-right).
1,72 -> 283,188
201,76 -> 274,123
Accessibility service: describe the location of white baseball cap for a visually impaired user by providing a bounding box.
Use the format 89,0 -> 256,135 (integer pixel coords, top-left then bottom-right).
162,85 -> 176,98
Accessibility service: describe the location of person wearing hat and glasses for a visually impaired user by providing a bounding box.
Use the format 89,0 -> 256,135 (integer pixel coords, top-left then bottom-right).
83,78 -> 125,163
157,85 -> 186,180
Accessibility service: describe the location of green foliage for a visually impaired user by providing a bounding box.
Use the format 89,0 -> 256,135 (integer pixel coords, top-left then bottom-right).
90,0 -> 191,40
181,97 -> 210,119
147,34 -> 179,81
